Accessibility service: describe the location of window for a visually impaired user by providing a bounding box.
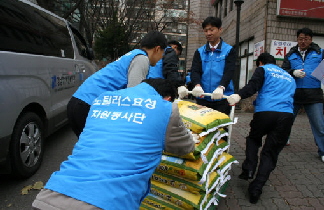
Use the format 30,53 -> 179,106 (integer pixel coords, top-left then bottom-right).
238,38 -> 255,88
0,2 -> 43,55
229,0 -> 234,12
0,1 -> 73,58
70,25 -> 92,59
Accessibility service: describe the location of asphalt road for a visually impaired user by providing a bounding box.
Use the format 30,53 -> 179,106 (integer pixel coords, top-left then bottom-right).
0,125 -> 78,210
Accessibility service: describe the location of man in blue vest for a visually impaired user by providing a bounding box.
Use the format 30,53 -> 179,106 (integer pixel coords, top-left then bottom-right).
282,27 -> 324,161
178,16 -> 236,115
227,53 -> 296,204
32,78 -> 195,210
67,31 -> 167,137
147,40 -> 184,87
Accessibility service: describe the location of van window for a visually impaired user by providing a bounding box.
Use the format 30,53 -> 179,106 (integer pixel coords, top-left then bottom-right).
0,1 -> 73,58
70,25 -> 93,60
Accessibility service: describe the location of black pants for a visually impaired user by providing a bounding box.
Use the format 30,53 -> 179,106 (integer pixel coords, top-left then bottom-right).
195,98 -> 231,115
242,111 -> 294,194
67,96 -> 90,138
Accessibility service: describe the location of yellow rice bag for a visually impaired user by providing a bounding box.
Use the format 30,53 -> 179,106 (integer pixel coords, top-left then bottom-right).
201,180 -> 230,208
163,129 -> 228,161
210,152 -> 239,177
151,171 -> 221,194
150,180 -> 216,210
139,203 -> 155,210
141,193 -> 186,210
177,100 -> 232,135
156,140 -> 229,181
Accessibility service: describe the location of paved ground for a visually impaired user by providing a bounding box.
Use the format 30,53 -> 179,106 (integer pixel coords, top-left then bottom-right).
216,111 -> 324,210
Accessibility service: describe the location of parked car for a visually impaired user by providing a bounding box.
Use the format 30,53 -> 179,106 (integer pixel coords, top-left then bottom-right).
0,0 -> 97,178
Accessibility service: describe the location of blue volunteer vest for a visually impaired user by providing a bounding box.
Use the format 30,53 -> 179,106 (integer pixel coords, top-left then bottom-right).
255,64 -> 296,113
287,49 -> 323,88
198,42 -> 234,101
73,49 -> 147,105
45,82 -> 172,210
146,46 -> 173,79
147,59 -> 164,78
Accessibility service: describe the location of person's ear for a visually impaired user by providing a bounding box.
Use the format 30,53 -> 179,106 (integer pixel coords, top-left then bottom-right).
155,46 -> 161,52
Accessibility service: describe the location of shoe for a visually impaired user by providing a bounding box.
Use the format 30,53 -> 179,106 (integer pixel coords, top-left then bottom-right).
249,191 -> 261,204
321,156 -> 324,163
285,139 -> 290,146
238,170 -> 254,180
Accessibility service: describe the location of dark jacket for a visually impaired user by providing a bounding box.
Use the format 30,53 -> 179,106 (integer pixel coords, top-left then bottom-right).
163,47 -> 184,87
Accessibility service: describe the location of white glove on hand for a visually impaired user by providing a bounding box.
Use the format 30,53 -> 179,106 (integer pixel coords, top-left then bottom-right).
293,69 -> 306,78
227,94 -> 241,106
177,86 -> 189,99
192,86 -> 204,97
211,87 -> 224,100
189,130 -> 200,143
191,133 -> 200,144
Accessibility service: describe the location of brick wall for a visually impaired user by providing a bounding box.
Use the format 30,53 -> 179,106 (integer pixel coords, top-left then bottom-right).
186,0 -> 214,72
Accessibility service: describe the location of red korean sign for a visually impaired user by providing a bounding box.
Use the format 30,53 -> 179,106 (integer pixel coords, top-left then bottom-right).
270,40 -> 297,60
278,0 -> 324,19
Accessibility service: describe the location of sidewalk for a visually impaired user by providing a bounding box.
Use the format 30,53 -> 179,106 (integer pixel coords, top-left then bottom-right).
216,112 -> 324,210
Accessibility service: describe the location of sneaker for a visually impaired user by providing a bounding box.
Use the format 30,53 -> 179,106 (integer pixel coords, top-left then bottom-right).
285,139 -> 290,146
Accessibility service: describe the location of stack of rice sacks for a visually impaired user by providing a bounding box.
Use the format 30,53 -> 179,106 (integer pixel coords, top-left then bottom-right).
140,100 -> 238,210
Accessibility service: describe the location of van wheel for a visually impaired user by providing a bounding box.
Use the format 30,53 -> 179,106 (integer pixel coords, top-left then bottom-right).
10,112 -> 44,179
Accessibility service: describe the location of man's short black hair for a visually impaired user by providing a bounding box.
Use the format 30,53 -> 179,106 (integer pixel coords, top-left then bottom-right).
168,40 -> 183,55
202,17 -> 222,29
256,52 -> 276,67
140,31 -> 167,49
142,78 -> 178,102
297,28 -> 313,37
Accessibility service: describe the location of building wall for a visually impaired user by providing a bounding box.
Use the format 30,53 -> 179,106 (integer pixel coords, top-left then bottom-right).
236,0 -> 324,54
186,0 -> 214,72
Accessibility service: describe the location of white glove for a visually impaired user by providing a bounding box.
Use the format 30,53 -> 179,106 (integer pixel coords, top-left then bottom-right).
192,86 -> 204,97
189,130 -> 200,143
293,69 -> 306,78
211,86 -> 224,100
177,86 -> 189,99
227,94 -> 241,106
191,133 -> 200,143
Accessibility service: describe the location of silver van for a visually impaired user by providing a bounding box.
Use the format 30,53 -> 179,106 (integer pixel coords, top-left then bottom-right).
0,0 -> 97,178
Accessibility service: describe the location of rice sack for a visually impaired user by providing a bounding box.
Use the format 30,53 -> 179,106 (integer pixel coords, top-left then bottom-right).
177,100 -> 233,135
151,171 -> 221,195
163,129 -> 228,161
150,180 -> 216,210
202,180 -> 230,208
210,152 -> 238,177
156,141 -> 229,182
139,203 -> 155,210
141,193 -> 186,210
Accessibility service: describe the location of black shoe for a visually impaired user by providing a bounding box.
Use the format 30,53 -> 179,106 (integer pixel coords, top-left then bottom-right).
249,191 -> 261,204
238,170 -> 254,180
